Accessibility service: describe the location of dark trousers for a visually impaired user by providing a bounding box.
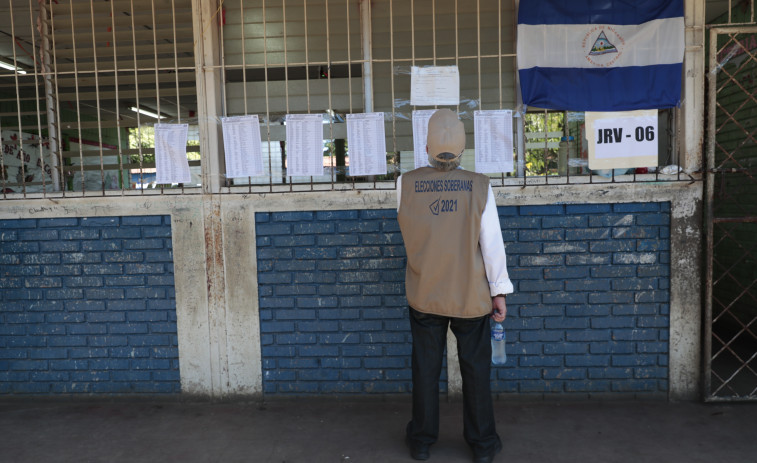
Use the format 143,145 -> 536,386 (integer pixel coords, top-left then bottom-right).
406,307 -> 501,456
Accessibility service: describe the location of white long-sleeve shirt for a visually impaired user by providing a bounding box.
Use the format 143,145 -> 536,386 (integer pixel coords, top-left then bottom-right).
397,174 -> 514,297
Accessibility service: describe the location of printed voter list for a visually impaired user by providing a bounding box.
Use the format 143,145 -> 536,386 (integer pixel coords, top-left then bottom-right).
412,110 -> 436,169
474,110 -> 514,174
221,115 -> 264,178
285,114 -> 324,177
154,123 -> 190,184
346,113 -> 387,177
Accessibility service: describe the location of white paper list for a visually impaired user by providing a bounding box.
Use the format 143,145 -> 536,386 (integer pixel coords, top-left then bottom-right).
285,114 -> 324,177
346,113 -> 387,177
410,66 -> 460,106
154,123 -> 190,184
221,115 -> 264,178
412,110 -> 437,169
474,110 -> 514,173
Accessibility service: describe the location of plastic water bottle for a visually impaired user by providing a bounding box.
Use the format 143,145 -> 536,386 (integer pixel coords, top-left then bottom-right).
491,322 -> 506,365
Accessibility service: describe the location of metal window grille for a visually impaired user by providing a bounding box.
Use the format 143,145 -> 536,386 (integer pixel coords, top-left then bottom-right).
0,0 -> 696,199
0,0 -> 197,198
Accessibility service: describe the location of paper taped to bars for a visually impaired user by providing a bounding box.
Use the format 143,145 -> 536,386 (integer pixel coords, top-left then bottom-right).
517,0 -> 685,111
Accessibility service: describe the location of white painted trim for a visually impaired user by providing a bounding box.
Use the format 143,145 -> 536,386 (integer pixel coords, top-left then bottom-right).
171,208 -> 214,395
221,197 -> 263,395
682,0 -> 705,173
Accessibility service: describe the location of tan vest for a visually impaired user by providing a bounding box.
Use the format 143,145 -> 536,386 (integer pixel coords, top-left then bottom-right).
398,167 -> 492,318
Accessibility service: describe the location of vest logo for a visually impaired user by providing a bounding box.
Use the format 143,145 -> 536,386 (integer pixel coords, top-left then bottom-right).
582,26 -> 625,68
429,198 -> 440,215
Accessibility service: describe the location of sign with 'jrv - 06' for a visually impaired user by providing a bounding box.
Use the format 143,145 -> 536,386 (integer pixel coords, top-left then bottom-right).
586,110 -> 658,170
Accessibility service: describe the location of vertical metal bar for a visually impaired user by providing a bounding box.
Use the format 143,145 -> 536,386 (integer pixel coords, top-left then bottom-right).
263,0 -> 273,192
240,0 -> 252,192
514,0 -> 525,180
411,0 -> 415,68
27,0 -> 47,195
303,0 -> 313,190
520,111 -> 526,186
347,0 -> 353,114
282,0 -> 291,191
498,0 -> 502,109
240,0 -> 248,116
411,0 -> 416,177
151,0 -> 164,192
347,0 -> 355,189
130,0 -> 145,194
0,83 -> 5,197
453,0 -> 458,141
172,0 -> 186,195
283,0 -> 289,113
218,0 -> 228,190
326,0 -> 334,188
304,0 -> 310,114
0,21 -> 6,197
151,0 -> 160,117
109,0 -> 125,193
360,0 -> 373,114
476,0 -> 482,108
454,0 -> 459,120
704,27 -> 718,400
89,0 -> 106,194
219,1 -> 227,114
9,0 -> 27,197
66,0 -> 85,194
29,0 -> 51,196
432,0 -> 436,67
172,0 -> 182,124
543,110 -> 547,181
390,0 -> 397,180
0,109 -> 5,197
360,0 -> 375,187
49,1 -> 64,195
36,0 -> 59,192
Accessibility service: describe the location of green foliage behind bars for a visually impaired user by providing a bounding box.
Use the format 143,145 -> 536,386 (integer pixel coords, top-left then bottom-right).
524,111 -> 564,176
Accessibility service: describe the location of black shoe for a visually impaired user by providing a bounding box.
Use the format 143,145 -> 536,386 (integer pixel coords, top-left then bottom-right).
472,440 -> 502,463
405,437 -> 431,461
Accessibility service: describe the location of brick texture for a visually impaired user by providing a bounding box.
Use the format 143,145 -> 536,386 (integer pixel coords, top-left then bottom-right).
496,203 -> 670,396
257,203 -> 670,396
0,216 -> 179,394
257,210 -> 418,394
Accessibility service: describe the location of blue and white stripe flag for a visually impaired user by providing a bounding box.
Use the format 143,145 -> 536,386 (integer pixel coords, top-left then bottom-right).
517,0 -> 685,111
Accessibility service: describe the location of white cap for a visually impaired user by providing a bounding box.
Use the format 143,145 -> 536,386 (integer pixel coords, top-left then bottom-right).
427,109 -> 465,162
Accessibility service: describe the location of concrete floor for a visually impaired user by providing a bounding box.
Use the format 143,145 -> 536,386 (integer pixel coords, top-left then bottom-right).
1,398 -> 755,463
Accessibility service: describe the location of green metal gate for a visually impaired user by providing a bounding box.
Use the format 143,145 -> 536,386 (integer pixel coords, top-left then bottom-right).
705,26 -> 757,401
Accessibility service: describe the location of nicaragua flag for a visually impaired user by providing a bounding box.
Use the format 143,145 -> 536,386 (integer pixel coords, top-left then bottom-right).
517,0 -> 685,111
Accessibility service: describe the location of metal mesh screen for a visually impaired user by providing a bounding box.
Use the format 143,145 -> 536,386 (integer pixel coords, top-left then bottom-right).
706,26 -> 757,401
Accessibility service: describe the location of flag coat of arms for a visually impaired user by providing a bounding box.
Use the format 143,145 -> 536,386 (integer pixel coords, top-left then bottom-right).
517,0 -> 685,111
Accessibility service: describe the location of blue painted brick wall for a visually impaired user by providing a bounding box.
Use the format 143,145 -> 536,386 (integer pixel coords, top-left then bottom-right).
0,216 -> 180,394
257,210 -> 421,394
497,203 -> 670,395
257,202 -> 670,396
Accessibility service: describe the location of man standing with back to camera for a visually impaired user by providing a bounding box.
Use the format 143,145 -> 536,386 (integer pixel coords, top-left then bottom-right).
397,108 -> 513,463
